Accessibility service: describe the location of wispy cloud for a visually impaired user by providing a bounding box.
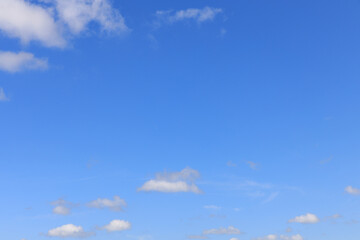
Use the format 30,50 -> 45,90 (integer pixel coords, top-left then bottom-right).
203,226 -> 242,235
345,186 -> 360,195
0,88 -> 9,101
246,161 -> 259,170
87,196 -> 126,211
0,51 -> 47,72
155,7 -> 223,27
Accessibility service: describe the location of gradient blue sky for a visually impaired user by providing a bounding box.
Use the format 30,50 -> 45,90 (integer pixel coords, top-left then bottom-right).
1,1 -> 360,240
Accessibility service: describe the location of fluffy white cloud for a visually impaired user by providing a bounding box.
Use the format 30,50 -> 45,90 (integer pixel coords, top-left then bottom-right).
0,51 -> 47,72
102,219 -> 131,232
156,7 -> 222,25
138,167 -> 202,194
0,88 -> 9,101
54,0 -> 129,34
0,0 -> 127,48
47,224 -> 94,238
203,226 -> 242,235
87,196 -> 126,211
0,0 -> 65,47
345,186 -> 360,195
288,213 -> 320,224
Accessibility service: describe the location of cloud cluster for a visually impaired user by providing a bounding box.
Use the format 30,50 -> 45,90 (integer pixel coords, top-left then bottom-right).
288,213 -> 320,224
0,0 -> 128,48
87,196 -> 127,211
138,167 -> 202,194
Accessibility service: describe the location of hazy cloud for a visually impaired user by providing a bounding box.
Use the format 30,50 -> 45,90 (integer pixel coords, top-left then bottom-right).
0,88 -> 9,101
345,186 -> 360,195
203,226 -> 242,235
138,167 -> 202,194
0,51 -> 47,72
87,196 -> 126,211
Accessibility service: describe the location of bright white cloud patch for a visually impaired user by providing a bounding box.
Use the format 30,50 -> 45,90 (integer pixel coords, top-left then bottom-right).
47,224 -> 94,238
53,205 -> 71,215
0,51 -> 47,72
138,167 -> 202,194
156,7 -> 222,25
203,226 -> 242,235
0,0 -> 127,48
288,213 -> 320,224
0,88 -> 9,101
345,186 -> 360,195
254,235 -> 303,240
87,196 -> 126,211
0,0 -> 65,47
54,0 -> 129,34
102,219 -> 131,232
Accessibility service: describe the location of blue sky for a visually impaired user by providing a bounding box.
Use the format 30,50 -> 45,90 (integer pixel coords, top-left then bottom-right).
1,0 -> 360,240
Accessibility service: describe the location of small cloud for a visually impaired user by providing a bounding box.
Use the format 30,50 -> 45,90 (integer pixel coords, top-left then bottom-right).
204,205 -> 221,210
203,226 -> 242,235
227,161 -> 237,167
345,186 -> 360,195
47,224 -> 95,238
155,6 -> 223,26
285,227 -> 292,233
324,214 -> 342,221
253,234 -> 277,240
288,213 -> 320,224
0,88 -> 9,101
230,238 -> 239,240
0,51 -> 47,73
280,234 -> 304,240
87,196 -> 126,211
51,199 -> 75,216
320,156 -> 333,165
101,219 -> 131,232
138,167 -> 202,194
246,161 -> 258,170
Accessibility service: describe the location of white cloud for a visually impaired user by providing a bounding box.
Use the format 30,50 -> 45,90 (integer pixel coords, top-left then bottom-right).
87,196 -> 126,211
51,198 -> 74,216
102,219 -> 131,232
155,7 -> 222,25
230,238 -> 239,240
138,167 -> 202,194
0,51 -> 47,72
288,213 -> 320,224
54,0 -> 129,34
254,234 -> 277,240
0,0 -> 128,48
345,186 -> 360,195
0,88 -> 9,101
280,234 -> 303,240
53,205 -> 71,215
47,224 -> 94,238
0,0 -> 65,47
203,226 -> 242,235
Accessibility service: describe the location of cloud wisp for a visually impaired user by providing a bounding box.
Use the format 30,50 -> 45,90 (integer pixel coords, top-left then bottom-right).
0,88 -> 9,101
155,6 -> 223,27
87,196 -> 127,211
203,226 -> 242,235
345,186 -> 360,195
0,51 -> 47,73
138,167 -> 202,194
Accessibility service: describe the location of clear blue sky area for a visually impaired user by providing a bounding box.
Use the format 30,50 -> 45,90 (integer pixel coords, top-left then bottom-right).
0,1 -> 360,240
